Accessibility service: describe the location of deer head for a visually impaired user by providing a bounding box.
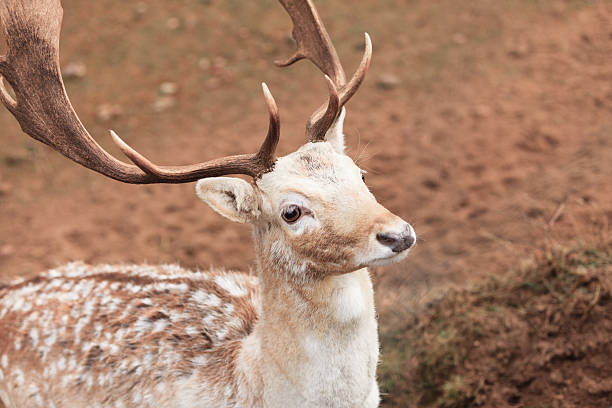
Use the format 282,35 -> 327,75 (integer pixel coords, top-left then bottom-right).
196,110 -> 415,281
197,0 -> 415,281
0,0 -> 415,281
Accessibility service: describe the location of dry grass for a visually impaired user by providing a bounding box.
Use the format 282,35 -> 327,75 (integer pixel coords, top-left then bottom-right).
379,240 -> 612,407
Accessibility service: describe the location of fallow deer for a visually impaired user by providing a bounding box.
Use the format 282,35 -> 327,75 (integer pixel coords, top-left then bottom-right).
0,0 -> 416,407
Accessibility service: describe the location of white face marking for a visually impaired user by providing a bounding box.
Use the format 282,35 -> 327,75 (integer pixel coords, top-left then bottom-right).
353,223 -> 416,268
1,354 -> 8,368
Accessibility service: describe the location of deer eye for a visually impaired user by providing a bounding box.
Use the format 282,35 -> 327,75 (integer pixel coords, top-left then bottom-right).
281,205 -> 302,223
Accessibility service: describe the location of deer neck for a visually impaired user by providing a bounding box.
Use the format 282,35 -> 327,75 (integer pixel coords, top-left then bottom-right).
237,232 -> 380,407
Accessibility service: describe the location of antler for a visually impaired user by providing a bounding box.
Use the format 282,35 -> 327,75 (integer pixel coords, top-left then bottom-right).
0,0 -> 279,183
276,0 -> 372,141
111,84 -> 279,181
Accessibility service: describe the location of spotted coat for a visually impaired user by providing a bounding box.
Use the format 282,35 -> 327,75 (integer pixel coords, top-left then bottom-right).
0,262 -> 259,408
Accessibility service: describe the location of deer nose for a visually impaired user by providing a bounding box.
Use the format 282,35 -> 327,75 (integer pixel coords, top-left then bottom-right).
376,225 -> 415,253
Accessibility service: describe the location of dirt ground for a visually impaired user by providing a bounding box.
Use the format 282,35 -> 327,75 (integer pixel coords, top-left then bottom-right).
0,0 -> 611,405
0,0 -> 610,287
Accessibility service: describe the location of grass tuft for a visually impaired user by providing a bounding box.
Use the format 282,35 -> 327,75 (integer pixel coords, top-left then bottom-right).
379,241 -> 612,407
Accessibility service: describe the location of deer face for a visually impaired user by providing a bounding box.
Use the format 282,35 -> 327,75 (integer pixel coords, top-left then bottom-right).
196,111 -> 415,279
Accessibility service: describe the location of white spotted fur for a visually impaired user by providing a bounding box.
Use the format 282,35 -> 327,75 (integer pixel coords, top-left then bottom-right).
0,113 -> 415,407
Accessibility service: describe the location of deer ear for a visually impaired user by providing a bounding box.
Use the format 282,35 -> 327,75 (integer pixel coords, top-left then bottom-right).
196,178 -> 260,223
325,107 -> 346,154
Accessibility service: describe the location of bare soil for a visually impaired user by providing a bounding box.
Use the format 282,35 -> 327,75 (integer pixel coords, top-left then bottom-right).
0,0 -> 611,406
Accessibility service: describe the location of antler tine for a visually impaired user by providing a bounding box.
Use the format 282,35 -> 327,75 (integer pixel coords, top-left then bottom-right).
306,34 -> 372,141
110,83 -> 280,181
0,0 -> 281,183
307,75 -> 339,142
338,33 -> 372,107
276,0 -> 372,142
0,76 -> 18,113
255,83 -> 281,168
0,56 -> 10,98
276,0 -> 346,87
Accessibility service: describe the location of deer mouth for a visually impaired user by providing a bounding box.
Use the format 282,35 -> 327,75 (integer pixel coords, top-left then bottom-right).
360,247 -> 412,267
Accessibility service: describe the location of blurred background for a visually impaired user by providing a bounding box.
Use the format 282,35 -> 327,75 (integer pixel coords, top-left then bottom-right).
0,0 -> 610,406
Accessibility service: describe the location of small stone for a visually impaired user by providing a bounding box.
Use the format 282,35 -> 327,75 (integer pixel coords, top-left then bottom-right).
422,178 -> 440,190
550,369 -> 564,384
550,1 -> 566,16
0,244 -> 14,257
0,181 -> 12,195
452,33 -> 467,45
135,2 -> 147,16
198,57 -> 211,71
159,82 -> 178,96
506,39 -> 531,58
473,104 -> 492,119
205,77 -> 221,89
96,104 -> 123,122
166,17 -> 181,30
376,73 -> 400,90
2,153 -> 28,167
152,96 -> 176,112
213,56 -> 227,69
238,27 -> 249,40
63,62 -> 87,80
185,14 -> 198,29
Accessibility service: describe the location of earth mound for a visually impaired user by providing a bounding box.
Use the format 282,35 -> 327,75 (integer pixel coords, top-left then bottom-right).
380,242 -> 612,407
